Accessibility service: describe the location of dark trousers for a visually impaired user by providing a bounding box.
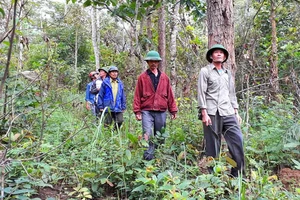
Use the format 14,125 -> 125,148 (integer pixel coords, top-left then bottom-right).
203,111 -> 245,177
104,112 -> 123,129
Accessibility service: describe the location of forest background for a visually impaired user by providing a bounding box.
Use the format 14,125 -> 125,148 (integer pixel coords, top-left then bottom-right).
0,0 -> 299,199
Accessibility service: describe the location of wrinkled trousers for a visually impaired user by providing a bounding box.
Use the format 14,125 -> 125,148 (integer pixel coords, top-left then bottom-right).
141,110 -> 166,160
203,111 -> 245,177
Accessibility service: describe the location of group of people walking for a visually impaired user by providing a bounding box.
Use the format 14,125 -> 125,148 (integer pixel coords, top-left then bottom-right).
85,46 -> 245,177
85,66 -> 126,129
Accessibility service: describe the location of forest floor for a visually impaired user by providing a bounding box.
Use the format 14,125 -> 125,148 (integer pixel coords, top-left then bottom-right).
31,168 -> 300,199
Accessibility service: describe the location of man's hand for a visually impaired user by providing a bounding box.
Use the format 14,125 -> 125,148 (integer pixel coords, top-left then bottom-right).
136,113 -> 142,121
201,109 -> 211,126
86,102 -> 91,110
235,109 -> 242,125
236,113 -> 242,125
202,114 -> 212,126
171,113 -> 177,120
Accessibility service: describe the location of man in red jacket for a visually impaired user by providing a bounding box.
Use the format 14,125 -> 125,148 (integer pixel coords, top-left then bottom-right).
133,50 -> 178,160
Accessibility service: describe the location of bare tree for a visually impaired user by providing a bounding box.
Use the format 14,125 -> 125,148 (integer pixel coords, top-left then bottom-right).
158,0 -> 166,72
269,0 -> 279,97
91,6 -> 100,70
170,1 -> 180,93
0,0 -> 18,99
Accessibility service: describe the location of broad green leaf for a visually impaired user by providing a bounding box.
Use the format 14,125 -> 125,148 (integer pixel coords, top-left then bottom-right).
12,189 -> 36,194
100,178 -> 107,184
127,133 -> 138,143
125,149 -> 131,160
83,172 -> 97,179
132,185 -> 146,192
83,0 -> 91,7
291,159 -> 300,169
0,8 -> 5,18
284,142 -> 300,148
178,180 -> 192,189
117,166 -> 125,173
158,184 -> 173,190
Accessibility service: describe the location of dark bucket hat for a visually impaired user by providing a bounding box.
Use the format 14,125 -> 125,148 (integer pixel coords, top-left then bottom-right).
206,44 -> 229,63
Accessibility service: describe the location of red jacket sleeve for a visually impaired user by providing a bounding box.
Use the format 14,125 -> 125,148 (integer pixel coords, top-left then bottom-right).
133,75 -> 142,114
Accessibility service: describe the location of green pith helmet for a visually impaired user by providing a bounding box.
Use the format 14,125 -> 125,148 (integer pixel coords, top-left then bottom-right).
98,67 -> 108,73
108,66 -> 118,72
144,50 -> 162,61
206,44 -> 229,63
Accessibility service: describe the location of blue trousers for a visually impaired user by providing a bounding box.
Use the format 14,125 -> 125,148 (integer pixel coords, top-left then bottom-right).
203,111 -> 245,177
141,111 -> 166,160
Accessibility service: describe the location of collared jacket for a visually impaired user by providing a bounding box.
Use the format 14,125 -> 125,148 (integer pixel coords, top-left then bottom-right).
85,81 -> 95,104
133,71 -> 178,115
197,64 -> 238,116
97,77 -> 126,113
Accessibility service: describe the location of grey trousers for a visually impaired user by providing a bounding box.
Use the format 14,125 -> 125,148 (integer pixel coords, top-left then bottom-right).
203,111 -> 245,177
142,110 -> 166,137
141,111 -> 166,160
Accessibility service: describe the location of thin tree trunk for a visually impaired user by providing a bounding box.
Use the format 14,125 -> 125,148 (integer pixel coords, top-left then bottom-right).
146,13 -> 152,52
207,0 -> 236,77
75,28 -> 78,75
91,6 -> 100,70
170,1 -> 180,93
158,0 -> 166,72
0,0 -> 18,98
269,0 -> 279,97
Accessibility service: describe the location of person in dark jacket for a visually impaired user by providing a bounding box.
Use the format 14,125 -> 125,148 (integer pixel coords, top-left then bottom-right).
90,67 -> 108,116
85,71 -> 99,116
97,66 -> 126,128
197,44 -> 244,177
133,50 -> 178,160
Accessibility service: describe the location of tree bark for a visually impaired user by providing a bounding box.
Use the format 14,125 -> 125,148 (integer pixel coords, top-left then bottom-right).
146,14 -> 152,52
207,0 -> 236,77
158,0 -> 166,72
91,6 -> 100,70
170,1 -> 180,93
269,0 -> 279,97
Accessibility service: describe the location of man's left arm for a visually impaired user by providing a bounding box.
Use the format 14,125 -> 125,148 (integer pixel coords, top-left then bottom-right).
121,82 -> 126,111
228,71 -> 242,124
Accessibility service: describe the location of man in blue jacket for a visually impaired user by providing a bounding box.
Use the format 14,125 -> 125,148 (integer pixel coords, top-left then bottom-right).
97,66 -> 126,129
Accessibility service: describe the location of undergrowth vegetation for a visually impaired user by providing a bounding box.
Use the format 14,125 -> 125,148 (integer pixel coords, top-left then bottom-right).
1,83 -> 299,199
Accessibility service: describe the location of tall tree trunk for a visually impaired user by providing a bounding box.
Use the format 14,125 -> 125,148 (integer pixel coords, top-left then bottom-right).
207,0 -> 236,77
269,0 -> 279,97
170,1 -> 180,93
158,0 -> 166,72
91,6 -> 100,70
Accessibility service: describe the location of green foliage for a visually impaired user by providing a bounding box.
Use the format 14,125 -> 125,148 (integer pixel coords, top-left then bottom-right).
181,0 -> 206,21
246,96 -> 300,168
0,7 -> 5,18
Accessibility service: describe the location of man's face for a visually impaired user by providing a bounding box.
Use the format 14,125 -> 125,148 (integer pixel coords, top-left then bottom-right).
99,70 -> 107,78
93,73 -> 99,80
109,71 -> 118,79
147,60 -> 160,70
211,49 -> 226,63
